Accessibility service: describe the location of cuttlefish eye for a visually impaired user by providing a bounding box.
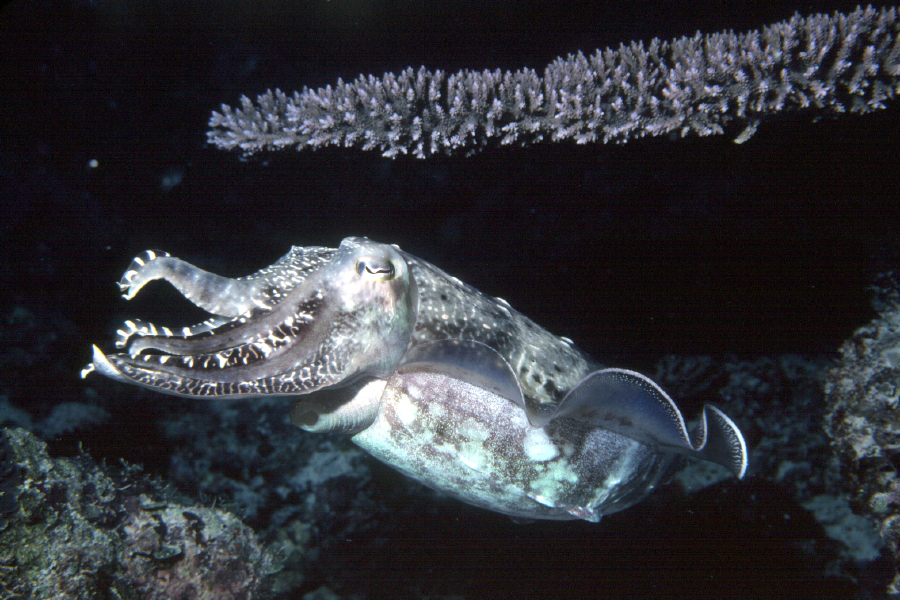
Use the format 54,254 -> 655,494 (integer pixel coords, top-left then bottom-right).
356,257 -> 395,280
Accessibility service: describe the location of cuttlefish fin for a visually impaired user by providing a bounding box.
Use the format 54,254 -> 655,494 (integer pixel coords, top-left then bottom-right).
398,339 -> 524,408
546,369 -> 747,478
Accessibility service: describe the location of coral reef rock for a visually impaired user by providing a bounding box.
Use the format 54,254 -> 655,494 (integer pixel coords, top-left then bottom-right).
0,427 -> 277,600
824,283 -> 900,594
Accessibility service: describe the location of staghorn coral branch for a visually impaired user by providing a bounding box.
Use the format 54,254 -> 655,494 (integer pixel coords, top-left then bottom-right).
208,6 -> 900,158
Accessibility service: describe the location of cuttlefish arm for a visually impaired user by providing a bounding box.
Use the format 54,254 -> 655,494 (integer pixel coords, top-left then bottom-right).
83,238 -> 417,403
113,245 -> 337,351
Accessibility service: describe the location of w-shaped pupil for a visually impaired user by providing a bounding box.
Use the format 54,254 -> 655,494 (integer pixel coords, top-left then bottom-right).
357,260 -> 393,276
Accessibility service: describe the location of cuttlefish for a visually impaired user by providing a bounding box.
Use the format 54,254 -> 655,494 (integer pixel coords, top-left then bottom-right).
83,237 -> 747,521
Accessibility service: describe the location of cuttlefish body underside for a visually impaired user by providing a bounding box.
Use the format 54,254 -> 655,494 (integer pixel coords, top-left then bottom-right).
83,237 -> 747,522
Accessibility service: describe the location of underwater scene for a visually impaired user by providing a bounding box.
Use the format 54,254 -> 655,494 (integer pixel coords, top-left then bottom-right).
1,0 -> 900,597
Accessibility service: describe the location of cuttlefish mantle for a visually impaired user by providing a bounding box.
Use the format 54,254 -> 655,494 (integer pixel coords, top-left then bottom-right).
84,236 -> 747,521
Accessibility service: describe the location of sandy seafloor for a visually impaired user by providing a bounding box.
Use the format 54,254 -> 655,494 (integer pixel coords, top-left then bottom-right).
2,0 -> 900,597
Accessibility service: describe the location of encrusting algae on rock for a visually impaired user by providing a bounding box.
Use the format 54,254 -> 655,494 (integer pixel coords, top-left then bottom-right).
824,275 -> 900,594
0,428 -> 277,600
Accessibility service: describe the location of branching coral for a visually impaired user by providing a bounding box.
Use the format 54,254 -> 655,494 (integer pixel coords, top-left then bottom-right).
209,6 -> 900,158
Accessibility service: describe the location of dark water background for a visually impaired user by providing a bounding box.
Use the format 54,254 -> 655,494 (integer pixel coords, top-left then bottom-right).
1,0 -> 899,597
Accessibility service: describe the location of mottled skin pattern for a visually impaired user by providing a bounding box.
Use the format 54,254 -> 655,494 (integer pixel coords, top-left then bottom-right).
354,372 -> 670,520
400,254 -> 599,418
84,237 -> 747,521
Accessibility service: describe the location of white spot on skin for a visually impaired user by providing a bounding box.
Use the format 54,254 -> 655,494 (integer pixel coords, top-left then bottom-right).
406,383 -> 424,401
527,460 -> 580,507
394,393 -> 419,426
458,418 -> 490,443
523,427 -> 559,461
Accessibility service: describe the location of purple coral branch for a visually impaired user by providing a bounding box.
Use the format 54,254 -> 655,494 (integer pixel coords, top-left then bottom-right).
208,6 -> 900,158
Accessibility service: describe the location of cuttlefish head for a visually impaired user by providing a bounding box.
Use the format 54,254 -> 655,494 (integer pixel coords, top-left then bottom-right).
83,237 -> 417,399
